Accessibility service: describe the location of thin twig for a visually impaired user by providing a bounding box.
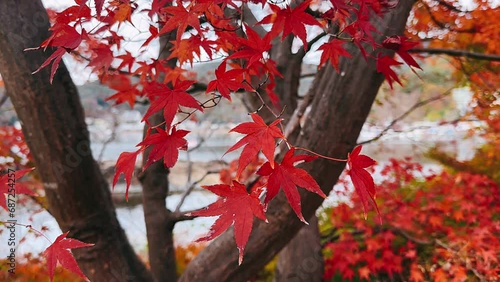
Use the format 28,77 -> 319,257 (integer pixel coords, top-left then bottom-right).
174,170 -> 220,213
409,48 -> 500,61
358,88 -> 454,145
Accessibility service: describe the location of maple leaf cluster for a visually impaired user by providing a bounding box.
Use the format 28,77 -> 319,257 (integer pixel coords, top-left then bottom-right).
26,0 -> 421,265
18,0 -> 430,272
322,158 -> 500,281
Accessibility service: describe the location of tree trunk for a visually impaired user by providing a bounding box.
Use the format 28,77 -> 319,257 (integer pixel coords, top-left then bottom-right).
274,215 -> 323,282
0,1 -> 152,281
179,2 -> 415,281
138,26 -> 179,282
239,7 -> 324,279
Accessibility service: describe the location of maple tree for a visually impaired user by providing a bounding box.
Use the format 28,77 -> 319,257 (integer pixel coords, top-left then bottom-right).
0,0 -> 498,281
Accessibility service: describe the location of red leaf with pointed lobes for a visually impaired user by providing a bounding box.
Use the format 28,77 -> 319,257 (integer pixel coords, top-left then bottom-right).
144,0 -> 171,19
318,39 -> 352,71
168,36 -> 216,67
95,0 -> 105,18
0,168 -> 36,211
40,24 -> 82,50
104,75 -> 140,108
206,62 -> 246,100
376,54 -> 403,89
257,148 -> 326,223
142,80 -> 203,129
138,127 -> 189,170
112,149 -> 141,201
259,0 -> 321,50
228,24 -> 272,68
329,0 -> 352,16
226,114 -> 284,178
88,44 -> 114,72
347,145 -> 380,221
160,1 -> 206,42
44,231 -> 94,282
32,48 -> 66,84
382,35 -> 421,70
188,180 -> 267,265
30,25 -> 84,83
116,51 -> 136,73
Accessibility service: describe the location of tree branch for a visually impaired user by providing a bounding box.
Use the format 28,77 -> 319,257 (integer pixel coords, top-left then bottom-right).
358,88 -> 453,145
409,48 -> 500,61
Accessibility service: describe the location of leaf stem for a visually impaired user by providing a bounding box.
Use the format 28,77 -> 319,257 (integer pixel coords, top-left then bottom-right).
292,146 -> 347,162
0,221 -> 52,243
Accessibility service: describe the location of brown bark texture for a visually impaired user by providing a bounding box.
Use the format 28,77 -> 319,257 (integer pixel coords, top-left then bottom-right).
179,2 -> 416,281
0,1 -> 152,281
274,215 -> 323,282
138,27 -> 179,282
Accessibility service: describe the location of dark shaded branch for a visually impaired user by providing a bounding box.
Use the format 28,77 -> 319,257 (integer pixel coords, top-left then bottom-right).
420,1 -> 476,33
410,48 -> 500,61
434,0 -> 468,13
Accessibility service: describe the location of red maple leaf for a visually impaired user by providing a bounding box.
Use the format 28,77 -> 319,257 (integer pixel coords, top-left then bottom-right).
226,114 -> 284,178
206,62 -> 246,100
189,180 -> 267,264
104,75 -> 140,108
44,231 -> 94,282
138,127 -> 189,169
116,51 -> 136,72
228,24 -> 272,68
376,54 -> 403,89
144,0 -> 171,19
168,36 -> 216,66
88,44 -> 114,72
160,2 -> 205,41
31,25 -> 84,83
347,145 -> 379,219
94,0 -> 105,18
142,80 -> 202,128
259,0 -> 321,50
0,168 -> 36,211
142,25 -> 159,48
382,35 -> 421,70
40,24 -> 82,50
329,0 -> 351,16
112,149 -> 141,200
256,148 -> 326,222
318,39 -> 352,71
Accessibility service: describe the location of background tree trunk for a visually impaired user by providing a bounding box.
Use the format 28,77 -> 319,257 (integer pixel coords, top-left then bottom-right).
0,1 -> 152,281
179,2 -> 416,281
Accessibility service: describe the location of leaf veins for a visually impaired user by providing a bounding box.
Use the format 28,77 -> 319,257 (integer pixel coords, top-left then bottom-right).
189,180 -> 267,265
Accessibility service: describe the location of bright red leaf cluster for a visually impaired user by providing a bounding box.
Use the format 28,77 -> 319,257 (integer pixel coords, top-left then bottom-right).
323,159 -> 500,281
23,0 -> 423,270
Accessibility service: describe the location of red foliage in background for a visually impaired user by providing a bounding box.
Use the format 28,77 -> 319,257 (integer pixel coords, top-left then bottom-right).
323,158 -> 500,281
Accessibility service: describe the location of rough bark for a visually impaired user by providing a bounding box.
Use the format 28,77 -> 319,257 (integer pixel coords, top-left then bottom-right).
179,2 -> 415,281
138,26 -> 179,282
0,1 -> 152,281
274,215 -> 323,282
